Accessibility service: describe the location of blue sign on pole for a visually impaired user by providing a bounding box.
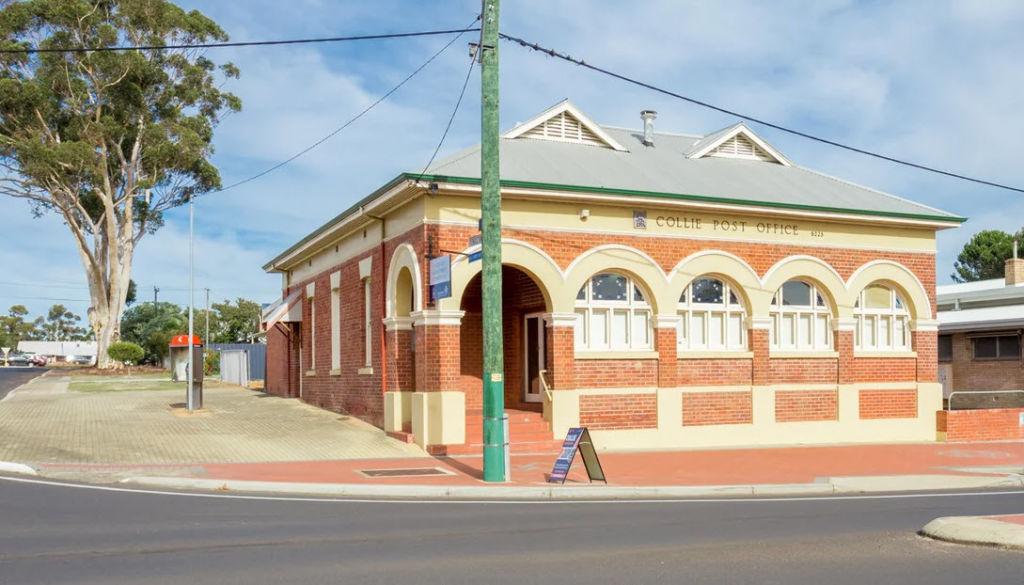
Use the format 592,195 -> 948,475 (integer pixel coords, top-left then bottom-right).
468,250 -> 482,263
429,256 -> 452,302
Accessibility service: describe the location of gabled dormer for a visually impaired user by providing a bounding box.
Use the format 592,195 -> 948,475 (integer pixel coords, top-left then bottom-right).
503,99 -> 627,151
687,122 -> 791,165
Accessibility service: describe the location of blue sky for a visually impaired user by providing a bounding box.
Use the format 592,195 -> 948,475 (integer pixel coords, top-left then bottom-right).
3,0 -> 1024,321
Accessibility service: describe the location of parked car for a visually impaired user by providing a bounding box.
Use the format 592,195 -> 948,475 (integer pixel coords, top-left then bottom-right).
29,354 -> 48,366
5,353 -> 32,366
66,355 -> 95,366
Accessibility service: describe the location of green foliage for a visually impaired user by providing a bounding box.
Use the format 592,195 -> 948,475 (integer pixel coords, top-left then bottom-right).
41,303 -> 88,341
120,301 -> 185,363
125,280 -> 137,306
952,228 -> 1024,282
203,348 -> 219,375
210,298 -> 261,343
107,340 -> 144,364
0,304 -> 43,349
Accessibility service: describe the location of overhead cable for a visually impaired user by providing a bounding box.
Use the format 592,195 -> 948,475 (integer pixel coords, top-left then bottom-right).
499,32 -> 1024,195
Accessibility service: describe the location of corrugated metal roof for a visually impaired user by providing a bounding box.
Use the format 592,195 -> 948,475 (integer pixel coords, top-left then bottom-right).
421,125 -> 962,221
938,305 -> 1024,332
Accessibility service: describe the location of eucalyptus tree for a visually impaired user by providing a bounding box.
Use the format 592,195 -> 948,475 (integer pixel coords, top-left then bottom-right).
0,0 -> 240,367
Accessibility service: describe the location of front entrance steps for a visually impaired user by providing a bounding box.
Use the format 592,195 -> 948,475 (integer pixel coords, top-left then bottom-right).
426,408 -> 562,456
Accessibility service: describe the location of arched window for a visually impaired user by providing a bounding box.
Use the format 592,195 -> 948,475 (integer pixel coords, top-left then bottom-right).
770,280 -> 832,351
574,273 -> 652,351
854,284 -> 910,351
677,277 -> 747,351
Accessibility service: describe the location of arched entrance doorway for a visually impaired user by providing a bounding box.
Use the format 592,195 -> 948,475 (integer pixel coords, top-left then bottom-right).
458,266 -> 549,411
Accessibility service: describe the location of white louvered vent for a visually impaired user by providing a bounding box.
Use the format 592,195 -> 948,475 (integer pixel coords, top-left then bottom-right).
709,133 -> 777,162
519,111 -> 609,148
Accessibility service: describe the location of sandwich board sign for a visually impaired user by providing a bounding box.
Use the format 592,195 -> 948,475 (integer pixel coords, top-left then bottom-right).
429,255 -> 451,301
547,427 -> 606,484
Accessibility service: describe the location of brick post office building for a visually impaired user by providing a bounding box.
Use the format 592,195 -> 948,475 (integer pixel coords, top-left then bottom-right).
262,100 -> 964,453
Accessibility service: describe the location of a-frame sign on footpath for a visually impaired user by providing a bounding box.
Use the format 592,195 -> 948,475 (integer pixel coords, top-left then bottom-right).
547,427 -> 606,484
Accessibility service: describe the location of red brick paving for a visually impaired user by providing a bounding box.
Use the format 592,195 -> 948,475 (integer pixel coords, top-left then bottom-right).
191,441 -> 1024,487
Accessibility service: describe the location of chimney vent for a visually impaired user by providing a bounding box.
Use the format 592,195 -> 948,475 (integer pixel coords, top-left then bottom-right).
640,110 -> 657,146
1007,240 -> 1024,286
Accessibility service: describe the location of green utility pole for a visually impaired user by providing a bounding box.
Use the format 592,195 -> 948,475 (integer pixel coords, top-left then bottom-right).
480,0 -> 507,482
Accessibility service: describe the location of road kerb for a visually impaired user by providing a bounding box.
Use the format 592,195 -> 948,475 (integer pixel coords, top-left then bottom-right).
120,473 -> 1022,500
921,516 -> 1024,550
0,461 -> 37,476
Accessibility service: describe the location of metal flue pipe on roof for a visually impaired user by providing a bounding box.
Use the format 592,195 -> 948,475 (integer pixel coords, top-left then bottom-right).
640,110 -> 657,146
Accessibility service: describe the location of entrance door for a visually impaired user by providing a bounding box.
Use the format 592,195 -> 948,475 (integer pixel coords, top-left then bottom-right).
523,314 -> 546,403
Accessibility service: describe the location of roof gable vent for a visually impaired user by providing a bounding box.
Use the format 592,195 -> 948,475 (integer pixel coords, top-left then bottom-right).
502,100 -> 627,151
709,133 -> 776,162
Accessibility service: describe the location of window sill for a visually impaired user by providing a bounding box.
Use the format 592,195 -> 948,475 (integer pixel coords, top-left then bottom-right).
854,351 -> 917,359
678,351 -> 754,360
329,368 -> 341,376
770,351 -> 839,359
305,370 -> 316,377
971,357 -> 1022,362
575,350 -> 659,360
358,367 -> 374,375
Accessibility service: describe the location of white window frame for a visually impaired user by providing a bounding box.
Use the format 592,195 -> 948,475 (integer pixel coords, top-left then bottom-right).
363,278 -> 372,368
854,285 -> 911,352
330,273 -> 341,372
677,277 -> 747,351
574,273 -> 653,352
769,280 -> 833,352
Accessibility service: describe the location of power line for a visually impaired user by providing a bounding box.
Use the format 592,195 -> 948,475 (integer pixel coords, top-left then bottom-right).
500,33 -> 1024,195
414,44 -> 478,183
0,28 -> 480,55
216,16 -> 480,194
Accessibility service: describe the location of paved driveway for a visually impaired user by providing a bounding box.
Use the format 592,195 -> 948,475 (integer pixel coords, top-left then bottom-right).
0,367 -> 47,400
0,374 -> 425,468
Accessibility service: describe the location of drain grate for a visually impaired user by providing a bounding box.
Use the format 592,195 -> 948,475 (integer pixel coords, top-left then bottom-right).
358,467 -> 455,478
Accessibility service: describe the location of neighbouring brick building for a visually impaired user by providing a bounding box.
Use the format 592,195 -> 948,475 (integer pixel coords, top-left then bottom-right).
262,100 -> 964,453
936,251 -> 1024,430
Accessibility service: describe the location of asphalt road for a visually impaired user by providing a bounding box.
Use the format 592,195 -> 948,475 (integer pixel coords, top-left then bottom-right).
0,477 -> 1022,585
0,366 -> 46,400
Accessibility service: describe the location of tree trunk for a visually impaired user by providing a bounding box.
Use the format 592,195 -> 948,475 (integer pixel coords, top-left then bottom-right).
76,215 -> 134,370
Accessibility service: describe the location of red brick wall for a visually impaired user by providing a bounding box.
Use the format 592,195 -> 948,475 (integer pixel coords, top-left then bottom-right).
682,391 -> 753,426
384,329 -> 415,392
656,328 -> 678,387
678,358 -> 752,385
947,332 -> 1024,392
574,359 -> 658,388
937,408 -> 1024,441
547,326 -> 575,390
751,329 -> 770,385
418,325 -> 460,393
850,358 -> 917,383
265,322 -> 298,398
859,389 -> 917,419
769,358 -> 838,384
775,390 -> 838,422
579,393 -> 658,430
914,330 -> 938,383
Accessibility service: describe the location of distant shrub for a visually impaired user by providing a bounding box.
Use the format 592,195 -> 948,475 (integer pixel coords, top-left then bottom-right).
107,341 -> 144,365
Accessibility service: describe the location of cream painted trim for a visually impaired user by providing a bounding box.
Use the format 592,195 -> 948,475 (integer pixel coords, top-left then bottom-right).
575,350 -> 660,360
687,123 -> 793,166
329,368 -> 341,376
411,309 -> 465,326
305,370 -> 316,377
847,260 -> 934,320
435,181 -> 960,230
576,386 -> 658,395
357,367 -> 374,376
426,217 -> 939,256
501,100 -> 628,151
748,316 -> 773,330
854,350 -> 918,359
544,312 -> 577,327
769,383 -> 839,391
330,271 -> 340,290
678,351 -> 754,360
679,384 -> 753,393
385,242 -> 424,319
770,351 -> 840,359
911,319 -> 939,332
383,316 -> 414,331
358,256 -> 373,280
655,314 -> 682,329
833,317 -> 857,331
305,282 -> 315,298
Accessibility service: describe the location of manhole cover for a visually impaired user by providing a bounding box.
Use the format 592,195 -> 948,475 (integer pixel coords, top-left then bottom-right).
358,467 -> 454,478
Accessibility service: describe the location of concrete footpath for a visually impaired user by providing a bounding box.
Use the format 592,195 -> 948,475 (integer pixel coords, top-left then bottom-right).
922,514 -> 1024,550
